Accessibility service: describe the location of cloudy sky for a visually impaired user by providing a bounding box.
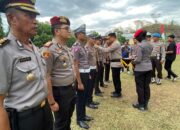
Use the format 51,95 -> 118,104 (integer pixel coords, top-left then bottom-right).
2,0 -> 180,34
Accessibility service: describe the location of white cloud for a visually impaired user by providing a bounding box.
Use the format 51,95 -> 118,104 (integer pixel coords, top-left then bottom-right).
126,5 -> 154,15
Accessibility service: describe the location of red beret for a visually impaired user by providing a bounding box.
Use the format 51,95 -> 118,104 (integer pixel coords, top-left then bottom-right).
134,29 -> 144,38
50,16 -> 70,26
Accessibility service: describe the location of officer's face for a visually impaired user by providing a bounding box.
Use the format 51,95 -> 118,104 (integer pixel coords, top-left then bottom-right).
79,32 -> 87,42
87,38 -> 95,45
108,36 -> 115,44
57,25 -> 71,39
153,37 -> 159,42
167,37 -> 173,42
12,10 -> 38,37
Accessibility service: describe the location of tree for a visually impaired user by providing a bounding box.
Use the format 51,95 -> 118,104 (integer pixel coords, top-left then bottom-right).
67,36 -> 76,47
0,14 -> 4,38
33,22 -> 52,47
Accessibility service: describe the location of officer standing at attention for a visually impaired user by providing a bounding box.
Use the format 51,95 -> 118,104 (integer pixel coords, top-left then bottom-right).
72,24 -> 93,129
85,33 -> 99,109
0,0 -> 53,130
41,16 -> 76,130
95,33 -> 122,98
150,33 -> 165,85
103,36 -> 111,83
94,36 -> 104,97
132,29 -> 153,111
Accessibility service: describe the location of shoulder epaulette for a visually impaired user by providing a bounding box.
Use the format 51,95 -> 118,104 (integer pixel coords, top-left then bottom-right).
0,38 -> 10,48
44,41 -> 53,48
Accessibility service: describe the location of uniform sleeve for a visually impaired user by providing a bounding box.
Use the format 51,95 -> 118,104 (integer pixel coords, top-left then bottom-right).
133,45 -> 142,64
0,49 -> 10,94
161,44 -> 166,61
99,43 -> 120,53
41,47 -> 54,74
72,46 -> 80,61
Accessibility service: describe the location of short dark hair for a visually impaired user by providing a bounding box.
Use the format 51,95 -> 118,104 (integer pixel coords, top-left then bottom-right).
168,34 -> 175,39
51,24 -> 61,36
108,33 -> 116,38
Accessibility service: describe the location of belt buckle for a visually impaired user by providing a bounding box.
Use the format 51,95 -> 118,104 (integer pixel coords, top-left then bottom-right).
40,100 -> 46,108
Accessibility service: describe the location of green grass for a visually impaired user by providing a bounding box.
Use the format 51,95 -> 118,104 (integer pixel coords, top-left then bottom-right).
71,56 -> 180,130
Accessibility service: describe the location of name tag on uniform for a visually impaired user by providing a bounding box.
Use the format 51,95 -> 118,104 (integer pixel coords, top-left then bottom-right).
19,57 -> 31,62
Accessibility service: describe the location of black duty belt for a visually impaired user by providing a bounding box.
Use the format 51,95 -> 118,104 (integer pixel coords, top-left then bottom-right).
18,100 -> 46,117
111,59 -> 121,62
53,83 -> 75,90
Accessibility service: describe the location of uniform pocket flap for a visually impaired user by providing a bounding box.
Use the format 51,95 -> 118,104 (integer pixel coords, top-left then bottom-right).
16,62 -> 37,73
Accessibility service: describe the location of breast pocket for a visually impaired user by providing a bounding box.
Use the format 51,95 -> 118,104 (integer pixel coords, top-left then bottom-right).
15,61 -> 38,81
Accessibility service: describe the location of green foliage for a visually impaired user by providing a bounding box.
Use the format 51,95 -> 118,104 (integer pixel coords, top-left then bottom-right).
67,36 -> 76,47
117,33 -> 126,44
32,22 -> 52,47
0,15 -> 4,38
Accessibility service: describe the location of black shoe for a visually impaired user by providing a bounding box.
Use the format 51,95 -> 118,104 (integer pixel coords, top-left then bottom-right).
132,103 -> 145,111
77,121 -> 89,129
86,103 -> 98,109
165,76 -> 171,80
95,93 -> 103,97
100,83 -> 108,88
83,115 -> 94,121
91,101 -> 100,105
111,91 -> 116,95
111,93 -> 122,98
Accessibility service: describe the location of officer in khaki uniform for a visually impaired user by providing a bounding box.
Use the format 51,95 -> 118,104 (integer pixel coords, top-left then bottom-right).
72,24 -> 93,129
103,36 -> 111,83
0,0 -> 53,130
85,33 -> 99,109
150,33 -> 165,85
95,33 -> 122,98
41,16 -> 76,130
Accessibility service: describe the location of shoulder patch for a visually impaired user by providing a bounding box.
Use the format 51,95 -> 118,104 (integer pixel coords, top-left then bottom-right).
0,38 -> 10,48
43,41 -> 53,48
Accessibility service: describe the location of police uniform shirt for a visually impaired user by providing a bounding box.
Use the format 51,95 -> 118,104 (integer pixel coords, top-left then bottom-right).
42,39 -> 75,87
130,44 -> 138,59
98,40 -> 122,68
0,33 -> 47,112
103,43 -> 111,63
85,44 -> 97,67
133,40 -> 153,72
151,41 -> 165,61
72,42 -> 90,69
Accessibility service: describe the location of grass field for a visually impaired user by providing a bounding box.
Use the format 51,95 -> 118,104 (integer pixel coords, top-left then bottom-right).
71,56 -> 180,130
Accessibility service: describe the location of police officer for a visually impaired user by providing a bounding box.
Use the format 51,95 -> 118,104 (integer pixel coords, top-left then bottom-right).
103,36 -> 111,83
72,24 -> 93,129
96,36 -> 107,88
0,0 -> 53,130
151,33 -> 165,85
95,33 -> 122,98
164,34 -> 178,81
41,16 -> 76,130
94,36 -> 104,97
85,33 -> 99,109
146,32 -> 152,42
132,29 -> 153,111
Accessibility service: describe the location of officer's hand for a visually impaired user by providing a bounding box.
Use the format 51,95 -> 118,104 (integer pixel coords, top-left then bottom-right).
94,44 -> 99,49
50,102 -> 59,112
160,60 -> 164,64
78,83 -> 84,91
